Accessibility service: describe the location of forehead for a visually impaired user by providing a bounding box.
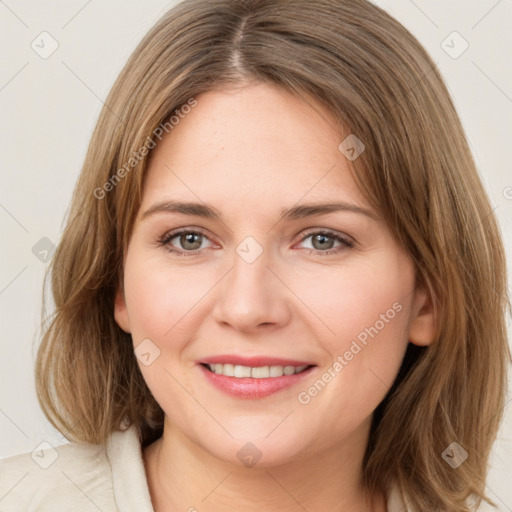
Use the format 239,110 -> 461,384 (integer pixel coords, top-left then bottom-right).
142,82 -> 369,215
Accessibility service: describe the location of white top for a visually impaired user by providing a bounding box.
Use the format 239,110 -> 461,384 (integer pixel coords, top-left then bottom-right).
0,424 -> 411,511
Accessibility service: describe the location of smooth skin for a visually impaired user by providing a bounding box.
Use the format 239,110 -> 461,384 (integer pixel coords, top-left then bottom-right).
114,81 -> 435,512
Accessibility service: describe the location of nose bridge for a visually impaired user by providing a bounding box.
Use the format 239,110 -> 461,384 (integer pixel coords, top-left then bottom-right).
213,234 -> 290,330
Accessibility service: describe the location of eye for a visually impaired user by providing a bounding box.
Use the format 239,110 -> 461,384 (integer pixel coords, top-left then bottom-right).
159,228 -> 215,257
295,229 -> 354,255
158,227 -> 354,257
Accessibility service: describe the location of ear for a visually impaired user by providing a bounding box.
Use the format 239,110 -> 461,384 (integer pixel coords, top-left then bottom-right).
408,285 -> 436,347
114,285 -> 131,333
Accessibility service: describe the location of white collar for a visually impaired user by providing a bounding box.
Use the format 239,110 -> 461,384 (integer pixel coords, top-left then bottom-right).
106,425 -> 154,511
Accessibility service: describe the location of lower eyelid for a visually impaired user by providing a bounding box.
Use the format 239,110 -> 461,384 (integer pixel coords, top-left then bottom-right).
163,231 -> 212,249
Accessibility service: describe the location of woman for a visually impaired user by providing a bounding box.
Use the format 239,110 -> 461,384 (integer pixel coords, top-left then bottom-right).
1,0 -> 509,511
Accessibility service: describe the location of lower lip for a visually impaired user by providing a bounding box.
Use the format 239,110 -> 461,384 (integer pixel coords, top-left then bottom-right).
198,364 -> 316,399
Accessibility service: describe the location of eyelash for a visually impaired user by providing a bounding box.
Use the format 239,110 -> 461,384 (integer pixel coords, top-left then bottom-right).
158,228 -> 354,257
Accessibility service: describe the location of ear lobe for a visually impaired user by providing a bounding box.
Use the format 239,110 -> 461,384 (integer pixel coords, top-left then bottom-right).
408,285 -> 436,347
114,286 -> 131,333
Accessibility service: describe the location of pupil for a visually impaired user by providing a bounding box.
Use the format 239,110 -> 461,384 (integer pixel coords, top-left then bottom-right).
182,233 -> 201,250
313,234 -> 333,250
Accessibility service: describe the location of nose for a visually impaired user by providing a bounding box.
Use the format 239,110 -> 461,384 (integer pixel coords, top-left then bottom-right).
212,245 -> 291,333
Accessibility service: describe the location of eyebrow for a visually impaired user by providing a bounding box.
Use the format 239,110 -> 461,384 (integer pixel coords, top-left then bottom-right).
141,200 -> 378,222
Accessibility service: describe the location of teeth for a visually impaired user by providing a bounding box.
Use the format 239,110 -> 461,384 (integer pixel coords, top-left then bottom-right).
207,364 -> 309,378
234,365 -> 251,378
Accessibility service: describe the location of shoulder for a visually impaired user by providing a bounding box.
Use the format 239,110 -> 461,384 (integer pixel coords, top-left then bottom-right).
0,437 -> 116,511
0,425 -> 154,512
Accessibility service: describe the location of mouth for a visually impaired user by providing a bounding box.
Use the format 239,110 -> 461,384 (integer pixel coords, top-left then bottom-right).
197,356 -> 317,399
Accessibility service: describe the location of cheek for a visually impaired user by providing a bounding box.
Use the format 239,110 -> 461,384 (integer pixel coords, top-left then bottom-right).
291,255 -> 413,350
122,249 -> 216,342
121,251 -> 208,411
291,257 -> 413,413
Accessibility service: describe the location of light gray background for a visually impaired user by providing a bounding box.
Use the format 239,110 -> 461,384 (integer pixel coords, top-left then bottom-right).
1,0 -> 511,508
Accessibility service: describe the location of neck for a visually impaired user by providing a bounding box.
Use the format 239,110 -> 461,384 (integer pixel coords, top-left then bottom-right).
142,416 -> 387,512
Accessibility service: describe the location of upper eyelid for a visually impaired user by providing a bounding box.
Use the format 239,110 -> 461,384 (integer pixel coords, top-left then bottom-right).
161,226 -> 214,244
297,227 -> 353,243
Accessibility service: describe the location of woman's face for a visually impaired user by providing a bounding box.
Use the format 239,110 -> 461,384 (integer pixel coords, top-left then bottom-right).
115,82 -> 434,466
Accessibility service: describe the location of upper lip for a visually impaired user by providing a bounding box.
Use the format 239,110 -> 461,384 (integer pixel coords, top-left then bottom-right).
199,355 -> 316,367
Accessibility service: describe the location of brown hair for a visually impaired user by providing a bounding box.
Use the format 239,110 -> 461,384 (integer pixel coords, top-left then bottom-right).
35,1 -> 510,510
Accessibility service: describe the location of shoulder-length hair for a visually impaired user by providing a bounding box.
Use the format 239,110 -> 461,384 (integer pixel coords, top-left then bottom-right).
35,1 -> 510,510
